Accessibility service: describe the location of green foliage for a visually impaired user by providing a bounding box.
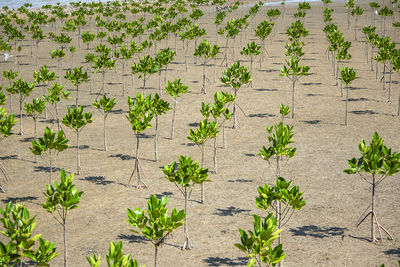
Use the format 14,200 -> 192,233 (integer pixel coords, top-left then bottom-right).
200,91 -> 235,121
285,40 -> 305,58
132,55 -> 159,80
42,168 -> 83,216
241,41 -> 261,57
24,98 -> 45,119
163,155 -> 209,187
339,67 -> 356,85
126,93 -> 153,134
9,78 -> 35,97
92,95 -> 116,114
44,82 -> 70,105
24,237 -> 59,266
280,55 -> 310,81
344,132 -> 400,177
258,122 -> 296,162
30,126 -> 69,156
194,39 -> 220,60
86,241 -> 141,267
33,65 -> 56,85
0,107 -> 16,141
187,119 -> 218,146
165,78 -> 189,98
65,66 -> 89,87
235,214 -> 285,267
155,48 -> 176,68
127,195 -> 185,251
255,20 -> 274,40
279,104 -> 290,119
151,93 -> 171,116
351,5 -> 363,16
256,177 -> 306,225
0,202 -> 51,266
286,20 -> 309,41
220,61 -> 251,90
62,106 -> 93,133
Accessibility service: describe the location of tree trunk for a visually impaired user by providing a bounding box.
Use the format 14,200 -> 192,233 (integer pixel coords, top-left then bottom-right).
102,71 -> 105,95
154,115 -> 159,162
200,144 -> 205,204
345,85 -> 349,126
250,58 -> 253,88
77,131 -> 80,175
135,134 -> 141,187
56,103 -> 61,131
142,78 -> 146,95
104,115 -> 107,151
222,121 -> 226,149
202,60 -> 206,94
213,57 -> 216,83
154,245 -> 158,267
36,41 -> 39,66
382,63 -> 386,91
213,136 -> 217,173
49,151 -> 52,184
171,99 -> 177,139
122,62 -> 125,96
75,85 -> 79,108
34,118 -> 38,163
291,80 -> 295,119
371,174 -> 376,242
63,215 -> 67,267
185,42 -> 188,72
19,94 -> 23,135
164,65 -> 168,85
182,188 -> 191,250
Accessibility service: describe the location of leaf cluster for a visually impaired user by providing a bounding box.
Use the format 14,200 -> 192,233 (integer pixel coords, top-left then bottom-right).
30,126 -> 69,156
62,106 -> 93,133
220,61 -> 251,90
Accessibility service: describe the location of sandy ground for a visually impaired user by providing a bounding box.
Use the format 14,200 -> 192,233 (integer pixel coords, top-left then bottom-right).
1,0 -> 400,266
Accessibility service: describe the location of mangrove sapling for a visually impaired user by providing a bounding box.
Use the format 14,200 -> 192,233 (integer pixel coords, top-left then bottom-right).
43,83 -> 70,131
187,119 -> 218,203
280,55 -> 310,119
350,6 -> 363,41
256,177 -> 306,247
8,78 -> 35,135
335,41 -> 352,94
126,93 -> 153,188
119,45 -> 134,96
81,31 -> 96,50
362,26 -> 376,63
266,8 -> 281,36
369,2 -> 380,27
42,169 -> 83,267
374,37 -> 395,93
165,78 -> 189,140
0,201 -> 59,266
92,95 -> 116,151
155,48 -> 176,95
86,241 -> 141,267
378,6 -> 393,35
93,52 -> 116,96
24,98 -> 45,162
31,26 -> 46,66
220,61 -> 251,129
194,40 -> 220,94
255,20 -> 273,69
200,91 -> 235,171
235,213 -> 285,267
240,41 -> 261,88
64,66 -> 89,108
339,67 -> 356,126
0,107 -> 17,192
50,49 -> 66,83
163,155 -> 209,250
30,126 -> 69,183
127,195 -> 185,267
345,0 -> 355,30
132,55 -> 159,94
34,65 -> 56,119
1,70 -> 18,113
344,132 -> 400,242
151,94 -> 171,162
62,106 -> 93,175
